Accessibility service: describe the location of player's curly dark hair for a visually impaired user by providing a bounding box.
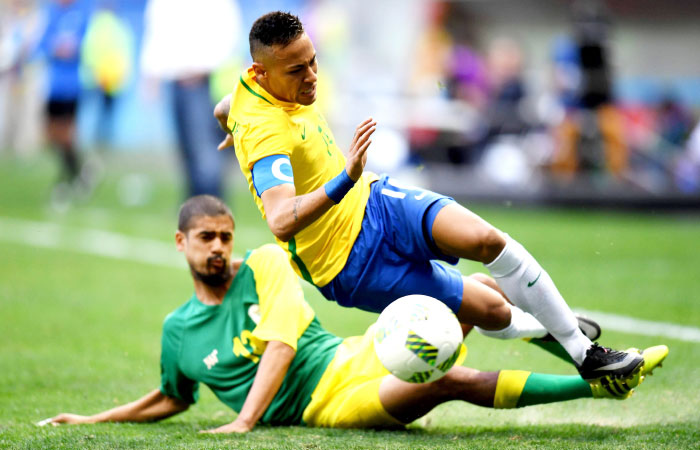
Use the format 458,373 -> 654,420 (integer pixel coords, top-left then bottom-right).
178,195 -> 234,232
249,11 -> 304,60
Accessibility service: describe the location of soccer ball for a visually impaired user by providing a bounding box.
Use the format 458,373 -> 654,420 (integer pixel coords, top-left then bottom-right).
373,295 -> 464,383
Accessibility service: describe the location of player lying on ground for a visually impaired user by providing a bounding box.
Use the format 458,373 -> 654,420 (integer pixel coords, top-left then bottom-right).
42,196 -> 668,433
213,11 -> 644,382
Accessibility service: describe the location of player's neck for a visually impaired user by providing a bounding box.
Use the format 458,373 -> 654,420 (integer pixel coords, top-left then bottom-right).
192,266 -> 236,306
254,74 -> 293,105
194,284 -> 228,305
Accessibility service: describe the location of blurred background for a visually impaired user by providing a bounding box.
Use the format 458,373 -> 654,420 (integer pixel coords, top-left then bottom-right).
2,0 -> 700,209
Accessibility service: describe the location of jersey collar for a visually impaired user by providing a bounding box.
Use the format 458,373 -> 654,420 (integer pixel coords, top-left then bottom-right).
241,67 -> 302,111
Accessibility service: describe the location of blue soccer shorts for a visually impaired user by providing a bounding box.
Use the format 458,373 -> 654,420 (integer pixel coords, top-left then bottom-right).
319,174 -> 464,314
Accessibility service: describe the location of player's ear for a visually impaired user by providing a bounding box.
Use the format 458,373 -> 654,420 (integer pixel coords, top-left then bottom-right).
252,62 -> 267,79
175,230 -> 186,252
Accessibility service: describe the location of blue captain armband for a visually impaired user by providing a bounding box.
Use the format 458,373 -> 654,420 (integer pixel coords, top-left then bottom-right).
252,154 -> 295,197
324,169 -> 355,203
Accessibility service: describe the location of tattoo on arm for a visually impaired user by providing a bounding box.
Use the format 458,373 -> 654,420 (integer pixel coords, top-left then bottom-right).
293,198 -> 302,222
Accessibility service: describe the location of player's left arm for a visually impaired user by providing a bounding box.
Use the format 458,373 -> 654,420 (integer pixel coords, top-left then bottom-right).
201,245 -> 312,433
200,340 -> 295,434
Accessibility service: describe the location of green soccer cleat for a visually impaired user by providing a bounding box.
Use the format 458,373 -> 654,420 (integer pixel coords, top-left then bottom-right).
590,345 -> 669,400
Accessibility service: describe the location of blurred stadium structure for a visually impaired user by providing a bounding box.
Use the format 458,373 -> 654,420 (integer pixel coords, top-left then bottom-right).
2,0 -> 700,208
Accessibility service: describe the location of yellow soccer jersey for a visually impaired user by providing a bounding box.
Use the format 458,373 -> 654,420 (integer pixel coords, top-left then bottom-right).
227,68 -> 377,287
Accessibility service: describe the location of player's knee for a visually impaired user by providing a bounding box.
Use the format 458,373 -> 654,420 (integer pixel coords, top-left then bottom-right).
475,227 -> 506,264
468,272 -> 497,290
480,301 -> 511,330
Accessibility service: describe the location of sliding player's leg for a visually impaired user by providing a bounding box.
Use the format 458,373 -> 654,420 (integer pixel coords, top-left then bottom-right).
468,272 -> 601,364
378,345 -> 667,426
431,202 -> 642,380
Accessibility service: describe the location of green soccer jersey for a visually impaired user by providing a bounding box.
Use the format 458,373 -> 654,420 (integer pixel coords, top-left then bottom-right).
159,244 -> 343,425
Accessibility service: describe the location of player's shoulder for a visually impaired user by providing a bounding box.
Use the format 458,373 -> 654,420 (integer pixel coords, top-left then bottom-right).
230,82 -> 289,123
162,297 -> 197,332
247,244 -> 287,267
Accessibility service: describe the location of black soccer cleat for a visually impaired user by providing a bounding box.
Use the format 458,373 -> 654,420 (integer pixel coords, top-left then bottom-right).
577,343 -> 645,381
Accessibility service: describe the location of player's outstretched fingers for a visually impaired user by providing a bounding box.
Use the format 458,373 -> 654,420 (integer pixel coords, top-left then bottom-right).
355,127 -> 377,155
351,118 -> 376,148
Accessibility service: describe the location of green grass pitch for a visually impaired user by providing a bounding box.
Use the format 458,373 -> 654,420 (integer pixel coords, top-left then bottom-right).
1,154 -> 699,449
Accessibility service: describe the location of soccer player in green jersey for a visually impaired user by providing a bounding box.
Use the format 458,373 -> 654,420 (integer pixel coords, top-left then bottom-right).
42,195 -> 667,433
214,11 -> 646,383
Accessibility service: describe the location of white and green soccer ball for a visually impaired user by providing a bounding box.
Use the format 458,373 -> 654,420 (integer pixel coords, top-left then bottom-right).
373,295 -> 464,383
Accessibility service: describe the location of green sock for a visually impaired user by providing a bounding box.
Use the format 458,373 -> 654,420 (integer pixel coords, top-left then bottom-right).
494,370 -> 592,409
525,337 -> 575,364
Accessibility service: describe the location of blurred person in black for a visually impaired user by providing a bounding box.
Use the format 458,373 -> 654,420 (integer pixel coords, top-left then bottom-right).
36,0 -> 93,207
552,0 -> 627,179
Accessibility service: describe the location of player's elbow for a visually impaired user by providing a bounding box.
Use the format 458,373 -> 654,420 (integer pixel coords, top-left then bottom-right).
267,216 -> 295,242
213,94 -> 231,121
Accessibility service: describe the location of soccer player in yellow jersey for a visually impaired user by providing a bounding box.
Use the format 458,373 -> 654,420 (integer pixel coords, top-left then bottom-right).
214,11 -> 644,383
42,195 -> 667,433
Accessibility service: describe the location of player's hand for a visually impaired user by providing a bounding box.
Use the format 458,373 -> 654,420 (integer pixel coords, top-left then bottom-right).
345,117 -> 376,181
200,417 -> 254,434
217,132 -> 235,151
37,413 -> 92,426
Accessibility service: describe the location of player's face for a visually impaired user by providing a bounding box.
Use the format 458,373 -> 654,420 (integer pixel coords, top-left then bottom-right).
262,33 -> 318,105
176,215 -> 235,286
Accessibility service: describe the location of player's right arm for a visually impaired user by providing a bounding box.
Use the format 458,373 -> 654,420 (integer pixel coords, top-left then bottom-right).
45,389 -> 189,425
261,118 -> 376,242
214,94 -> 234,150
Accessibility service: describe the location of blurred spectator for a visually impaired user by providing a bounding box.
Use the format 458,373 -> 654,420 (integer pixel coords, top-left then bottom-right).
140,0 -> 241,199
483,38 -> 528,138
674,120 -> 700,194
552,0 -> 627,179
409,1 -> 453,97
447,44 -> 488,111
0,0 -> 44,156
656,95 -> 694,156
550,35 -> 581,113
81,0 -> 134,150
36,0 -> 93,208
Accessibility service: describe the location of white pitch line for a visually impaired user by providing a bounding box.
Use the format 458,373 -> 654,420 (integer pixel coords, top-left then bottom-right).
575,308 -> 700,343
0,215 -> 186,269
2,215 -> 699,343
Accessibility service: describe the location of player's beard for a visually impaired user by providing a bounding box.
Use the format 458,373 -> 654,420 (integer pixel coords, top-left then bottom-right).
192,256 -> 232,287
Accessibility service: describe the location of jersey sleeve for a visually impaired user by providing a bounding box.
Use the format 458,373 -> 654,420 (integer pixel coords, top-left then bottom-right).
159,314 -> 199,404
246,244 -> 315,351
241,113 -> 295,168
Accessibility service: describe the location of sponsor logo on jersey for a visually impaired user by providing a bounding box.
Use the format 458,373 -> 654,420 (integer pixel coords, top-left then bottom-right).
203,349 -> 219,370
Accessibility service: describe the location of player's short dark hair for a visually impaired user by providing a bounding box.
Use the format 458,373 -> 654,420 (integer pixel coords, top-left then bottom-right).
178,195 -> 234,232
249,11 -> 304,59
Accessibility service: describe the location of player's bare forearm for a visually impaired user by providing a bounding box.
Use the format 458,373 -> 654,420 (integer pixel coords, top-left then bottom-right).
213,94 -> 232,132
261,184 -> 335,242
259,119 -> 376,241
46,389 -> 188,425
202,341 -> 295,433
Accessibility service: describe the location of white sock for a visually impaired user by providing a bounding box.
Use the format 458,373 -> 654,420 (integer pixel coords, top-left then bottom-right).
475,303 -> 548,340
485,236 -> 592,365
